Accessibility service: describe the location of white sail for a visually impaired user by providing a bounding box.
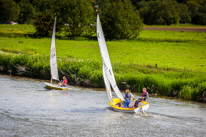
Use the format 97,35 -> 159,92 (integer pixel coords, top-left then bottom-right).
103,65 -> 113,103
50,16 -> 59,81
97,14 -> 125,101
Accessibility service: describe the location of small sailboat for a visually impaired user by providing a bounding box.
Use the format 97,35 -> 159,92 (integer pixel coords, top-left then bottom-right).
44,17 -> 68,90
96,13 -> 149,113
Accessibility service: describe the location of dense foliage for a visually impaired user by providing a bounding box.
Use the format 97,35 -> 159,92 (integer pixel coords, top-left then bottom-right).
17,0 -> 35,24
0,0 -> 20,23
56,0 -> 95,36
33,11 -> 54,36
139,0 -> 180,25
0,0 -> 206,37
97,0 -> 143,39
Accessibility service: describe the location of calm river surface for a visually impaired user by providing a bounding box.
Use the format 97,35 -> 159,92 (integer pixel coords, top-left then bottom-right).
0,75 -> 206,137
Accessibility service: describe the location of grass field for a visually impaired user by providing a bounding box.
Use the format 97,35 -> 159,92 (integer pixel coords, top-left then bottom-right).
0,29 -> 205,72
0,24 -> 35,34
0,24 -> 206,101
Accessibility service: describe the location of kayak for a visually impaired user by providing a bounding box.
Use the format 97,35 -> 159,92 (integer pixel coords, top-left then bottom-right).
44,82 -> 69,91
110,98 -> 149,113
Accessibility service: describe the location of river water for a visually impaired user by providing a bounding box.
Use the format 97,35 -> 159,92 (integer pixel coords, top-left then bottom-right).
0,75 -> 206,137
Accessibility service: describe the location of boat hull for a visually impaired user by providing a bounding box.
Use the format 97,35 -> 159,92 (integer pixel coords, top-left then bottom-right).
110,98 -> 149,113
44,82 -> 68,91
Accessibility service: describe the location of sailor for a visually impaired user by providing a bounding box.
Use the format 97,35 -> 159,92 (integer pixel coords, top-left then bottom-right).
134,88 -> 149,108
124,89 -> 132,108
58,76 -> 68,87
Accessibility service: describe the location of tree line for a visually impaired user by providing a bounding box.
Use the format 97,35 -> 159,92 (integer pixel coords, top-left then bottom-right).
0,0 -> 205,39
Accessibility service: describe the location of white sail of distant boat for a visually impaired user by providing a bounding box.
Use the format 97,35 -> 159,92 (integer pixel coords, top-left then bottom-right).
97,14 -> 125,102
44,16 -> 68,90
50,16 -> 59,81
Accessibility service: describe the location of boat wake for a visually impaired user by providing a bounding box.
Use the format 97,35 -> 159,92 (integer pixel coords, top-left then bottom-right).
147,112 -> 206,123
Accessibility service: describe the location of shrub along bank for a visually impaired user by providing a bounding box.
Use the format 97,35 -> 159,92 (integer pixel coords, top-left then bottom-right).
0,52 -> 205,102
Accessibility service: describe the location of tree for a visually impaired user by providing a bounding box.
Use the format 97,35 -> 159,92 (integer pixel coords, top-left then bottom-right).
32,0 -> 61,37
186,0 -> 201,15
18,0 -> 35,24
0,0 -> 20,23
33,11 -> 54,36
98,0 -> 143,39
177,0 -> 188,3
28,0 -> 55,14
140,0 -> 180,25
178,4 -> 191,23
56,0 -> 95,36
186,0 -> 206,24
33,0 -> 95,37
192,6 -> 206,24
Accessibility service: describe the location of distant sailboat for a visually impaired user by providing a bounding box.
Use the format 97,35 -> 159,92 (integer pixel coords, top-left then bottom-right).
96,13 -> 149,113
44,16 -> 68,90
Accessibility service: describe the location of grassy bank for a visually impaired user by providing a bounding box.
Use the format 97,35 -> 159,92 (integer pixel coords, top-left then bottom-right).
0,24 -> 206,101
1,52 -> 206,102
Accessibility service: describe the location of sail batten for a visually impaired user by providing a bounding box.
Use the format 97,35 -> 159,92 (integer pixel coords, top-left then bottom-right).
50,16 -> 59,81
97,14 -> 125,101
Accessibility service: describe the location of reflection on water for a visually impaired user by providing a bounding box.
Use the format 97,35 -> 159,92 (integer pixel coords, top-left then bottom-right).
0,74 -> 206,137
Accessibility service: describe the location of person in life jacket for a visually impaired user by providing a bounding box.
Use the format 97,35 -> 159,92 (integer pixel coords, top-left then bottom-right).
134,88 -> 149,108
124,89 -> 132,108
58,76 -> 68,87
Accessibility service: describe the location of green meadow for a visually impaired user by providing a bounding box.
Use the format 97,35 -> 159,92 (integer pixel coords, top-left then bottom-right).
0,24 -> 35,34
0,24 -> 206,101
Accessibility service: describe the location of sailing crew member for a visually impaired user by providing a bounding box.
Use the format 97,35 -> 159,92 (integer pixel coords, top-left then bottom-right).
62,76 -> 68,87
124,89 -> 132,108
58,76 -> 68,87
134,88 -> 149,108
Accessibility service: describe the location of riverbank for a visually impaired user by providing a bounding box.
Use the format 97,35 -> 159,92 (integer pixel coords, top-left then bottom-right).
0,24 -> 206,102
1,51 -> 206,102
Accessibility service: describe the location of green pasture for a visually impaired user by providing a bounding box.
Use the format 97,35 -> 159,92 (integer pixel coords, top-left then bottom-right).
0,30 -> 205,72
0,24 -> 35,34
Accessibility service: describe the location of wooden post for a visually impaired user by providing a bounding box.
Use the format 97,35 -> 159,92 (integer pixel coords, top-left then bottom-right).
155,64 -> 158,68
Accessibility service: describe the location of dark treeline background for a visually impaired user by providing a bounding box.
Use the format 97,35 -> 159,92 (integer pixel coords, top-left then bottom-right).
0,0 -> 206,39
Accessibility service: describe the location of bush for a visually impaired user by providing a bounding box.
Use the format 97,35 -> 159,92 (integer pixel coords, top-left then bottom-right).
179,85 -> 203,101
140,0 -> 180,25
18,1 -> 35,24
89,70 -> 104,87
192,10 -> 206,25
179,4 -> 191,23
98,0 -> 143,39
187,1 -> 206,25
56,0 -> 95,36
179,86 -> 195,100
33,11 -> 54,37
0,0 -> 20,23
0,54 -> 11,73
198,82 -> 206,101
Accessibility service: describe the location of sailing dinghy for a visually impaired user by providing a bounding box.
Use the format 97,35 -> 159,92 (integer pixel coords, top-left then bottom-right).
44,17 -> 68,91
96,14 -> 149,113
